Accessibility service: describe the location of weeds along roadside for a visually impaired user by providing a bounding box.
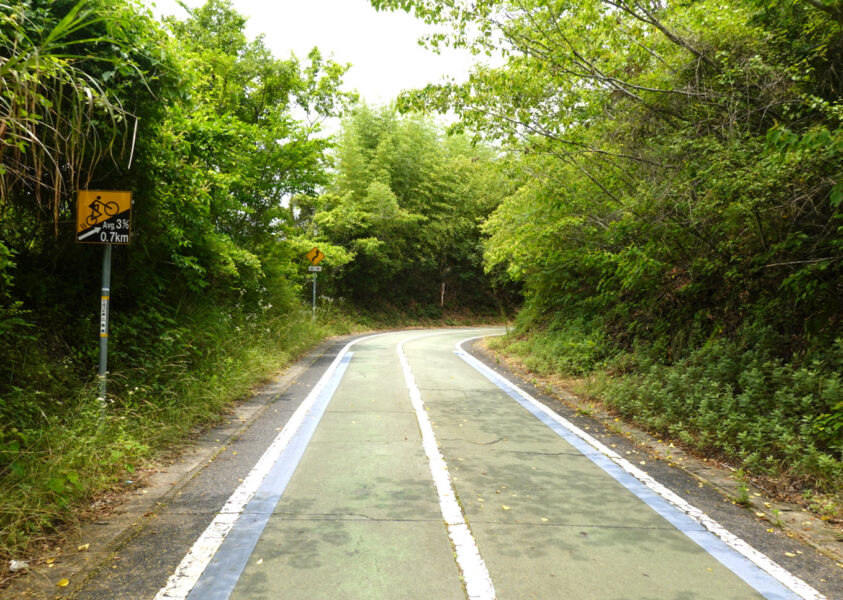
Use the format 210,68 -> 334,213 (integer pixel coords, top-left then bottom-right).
0,299 -> 499,572
0,299 -> 359,570
487,326 -> 843,523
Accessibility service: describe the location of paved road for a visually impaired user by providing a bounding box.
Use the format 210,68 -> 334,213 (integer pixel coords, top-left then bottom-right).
67,328 -> 833,600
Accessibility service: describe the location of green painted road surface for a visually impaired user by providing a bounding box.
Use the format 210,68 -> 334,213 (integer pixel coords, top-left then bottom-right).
156,329 -> 822,600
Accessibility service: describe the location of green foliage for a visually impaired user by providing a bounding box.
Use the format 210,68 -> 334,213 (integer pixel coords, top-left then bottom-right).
0,0 -> 360,563
732,471 -> 753,508
129,0 -> 354,299
491,309 -> 615,376
372,0 -> 843,495
593,335 -> 843,491
298,105 -> 516,311
0,0 -> 171,235
375,0 -> 843,357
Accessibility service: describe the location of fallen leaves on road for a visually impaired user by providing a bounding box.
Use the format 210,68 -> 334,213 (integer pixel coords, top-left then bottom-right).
57,578 -> 70,587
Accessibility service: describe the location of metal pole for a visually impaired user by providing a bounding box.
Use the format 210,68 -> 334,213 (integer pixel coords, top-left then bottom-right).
98,244 -> 112,408
312,272 -> 316,321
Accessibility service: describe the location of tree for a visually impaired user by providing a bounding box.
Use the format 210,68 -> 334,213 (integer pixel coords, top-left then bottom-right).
371,0 -> 843,355
368,0 -> 843,487
0,0 -> 356,414
130,0 -> 354,301
300,105 -> 510,310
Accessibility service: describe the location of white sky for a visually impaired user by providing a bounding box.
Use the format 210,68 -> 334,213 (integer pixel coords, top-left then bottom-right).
148,0 -> 478,106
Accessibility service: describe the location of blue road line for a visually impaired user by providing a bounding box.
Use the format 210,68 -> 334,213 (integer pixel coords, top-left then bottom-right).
456,348 -> 803,600
186,352 -> 354,600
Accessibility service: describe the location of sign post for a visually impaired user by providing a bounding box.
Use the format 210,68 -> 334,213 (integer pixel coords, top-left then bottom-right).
305,247 -> 325,320
77,190 -> 132,408
99,244 -> 112,404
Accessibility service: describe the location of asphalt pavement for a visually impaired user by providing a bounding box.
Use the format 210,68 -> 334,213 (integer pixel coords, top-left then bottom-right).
8,327 -> 840,599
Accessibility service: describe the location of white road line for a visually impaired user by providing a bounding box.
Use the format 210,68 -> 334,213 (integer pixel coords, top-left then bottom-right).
399,332 -> 496,600
154,332 -> 387,600
456,335 -> 825,600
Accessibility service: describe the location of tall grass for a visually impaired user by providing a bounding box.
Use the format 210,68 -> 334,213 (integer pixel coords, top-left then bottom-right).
0,299 -> 350,566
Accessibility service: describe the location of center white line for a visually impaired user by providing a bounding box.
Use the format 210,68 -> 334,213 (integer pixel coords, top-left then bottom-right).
398,332 -> 496,600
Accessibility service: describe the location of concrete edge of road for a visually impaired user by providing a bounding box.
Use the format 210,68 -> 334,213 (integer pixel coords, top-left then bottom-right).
2,334 -> 362,599
464,338 -> 843,570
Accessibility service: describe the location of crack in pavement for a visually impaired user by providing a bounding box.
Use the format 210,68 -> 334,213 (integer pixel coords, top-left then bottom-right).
267,513 -> 451,523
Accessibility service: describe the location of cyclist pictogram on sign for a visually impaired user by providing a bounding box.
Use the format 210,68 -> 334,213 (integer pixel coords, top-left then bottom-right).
77,190 -> 132,244
85,196 -> 119,227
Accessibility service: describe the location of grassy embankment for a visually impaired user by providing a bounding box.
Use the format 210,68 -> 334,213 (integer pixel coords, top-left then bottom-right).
487,322 -> 843,522
0,301 -> 361,573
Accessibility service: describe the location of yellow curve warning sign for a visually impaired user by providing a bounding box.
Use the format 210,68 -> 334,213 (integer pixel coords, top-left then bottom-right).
306,246 -> 325,265
77,190 -> 132,244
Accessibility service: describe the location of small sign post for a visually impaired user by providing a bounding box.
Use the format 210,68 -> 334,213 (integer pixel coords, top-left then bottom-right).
305,247 -> 325,320
77,190 -> 132,408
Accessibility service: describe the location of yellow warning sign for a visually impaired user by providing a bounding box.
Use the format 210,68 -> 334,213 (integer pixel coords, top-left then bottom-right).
77,190 -> 132,244
306,246 -> 325,265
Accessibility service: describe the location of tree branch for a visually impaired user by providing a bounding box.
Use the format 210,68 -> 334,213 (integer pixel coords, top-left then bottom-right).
802,0 -> 843,23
